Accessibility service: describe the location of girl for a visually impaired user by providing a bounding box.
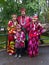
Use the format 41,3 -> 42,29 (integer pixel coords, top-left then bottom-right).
7,14 -> 18,55
14,24 -> 25,58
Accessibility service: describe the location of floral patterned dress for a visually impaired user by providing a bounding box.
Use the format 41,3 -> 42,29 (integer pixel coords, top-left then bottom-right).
14,31 -> 25,48
28,22 -> 44,57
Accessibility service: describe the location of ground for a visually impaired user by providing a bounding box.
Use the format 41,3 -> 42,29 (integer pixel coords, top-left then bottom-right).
0,46 -> 49,65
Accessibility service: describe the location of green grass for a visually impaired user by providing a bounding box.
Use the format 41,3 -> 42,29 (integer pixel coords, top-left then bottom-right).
41,35 -> 49,44
0,35 -> 7,50
0,44 -> 6,49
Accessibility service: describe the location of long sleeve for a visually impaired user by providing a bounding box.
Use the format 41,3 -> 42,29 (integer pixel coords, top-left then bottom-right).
20,31 -> 25,41
37,23 -> 46,35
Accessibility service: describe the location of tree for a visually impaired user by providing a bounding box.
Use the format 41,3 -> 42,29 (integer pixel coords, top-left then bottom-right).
0,0 -> 47,21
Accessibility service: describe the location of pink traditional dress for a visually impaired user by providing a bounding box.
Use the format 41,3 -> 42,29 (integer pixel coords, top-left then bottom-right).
14,31 -> 25,48
7,20 -> 18,55
28,22 -> 45,57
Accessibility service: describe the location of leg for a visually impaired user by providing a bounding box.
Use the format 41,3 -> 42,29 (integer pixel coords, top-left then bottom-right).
15,48 -> 22,58
18,48 -> 22,58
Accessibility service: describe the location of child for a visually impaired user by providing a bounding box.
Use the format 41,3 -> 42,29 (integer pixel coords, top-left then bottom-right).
14,24 -> 25,58
7,14 -> 18,55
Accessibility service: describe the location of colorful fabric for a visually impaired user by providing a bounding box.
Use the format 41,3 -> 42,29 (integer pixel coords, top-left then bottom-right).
14,31 -> 25,48
17,16 -> 31,51
7,41 -> 15,54
7,20 -> 17,54
27,21 -> 44,57
17,16 -> 31,28
28,36 -> 39,57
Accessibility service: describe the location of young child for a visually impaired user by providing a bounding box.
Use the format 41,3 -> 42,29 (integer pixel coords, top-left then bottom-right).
7,14 -> 18,55
14,24 -> 25,58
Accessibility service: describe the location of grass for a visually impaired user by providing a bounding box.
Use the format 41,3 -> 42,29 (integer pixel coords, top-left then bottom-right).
0,35 -> 7,50
0,44 -> 6,49
41,35 -> 49,44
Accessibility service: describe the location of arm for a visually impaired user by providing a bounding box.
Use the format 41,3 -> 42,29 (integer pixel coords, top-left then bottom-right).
20,31 -> 25,42
38,23 -> 46,35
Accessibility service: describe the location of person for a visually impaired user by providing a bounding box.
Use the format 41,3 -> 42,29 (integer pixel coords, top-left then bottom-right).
27,15 -> 46,57
7,14 -> 18,55
33,14 -> 44,44
14,24 -> 25,58
17,8 -> 31,53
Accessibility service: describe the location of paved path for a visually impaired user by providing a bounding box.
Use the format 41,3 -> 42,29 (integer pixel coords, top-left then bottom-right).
0,46 -> 49,65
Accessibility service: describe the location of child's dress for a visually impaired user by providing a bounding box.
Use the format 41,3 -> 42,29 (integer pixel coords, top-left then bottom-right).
14,31 -> 25,48
7,20 -> 17,55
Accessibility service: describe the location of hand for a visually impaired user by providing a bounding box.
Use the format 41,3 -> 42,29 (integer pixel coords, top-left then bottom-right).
13,31 -> 16,34
42,29 -> 46,33
22,41 -> 24,43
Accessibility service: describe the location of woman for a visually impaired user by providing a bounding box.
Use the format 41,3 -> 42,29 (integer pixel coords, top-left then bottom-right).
27,15 -> 46,57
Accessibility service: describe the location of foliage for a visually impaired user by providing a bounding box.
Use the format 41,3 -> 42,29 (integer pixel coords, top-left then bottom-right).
46,8 -> 49,22
0,0 -> 47,21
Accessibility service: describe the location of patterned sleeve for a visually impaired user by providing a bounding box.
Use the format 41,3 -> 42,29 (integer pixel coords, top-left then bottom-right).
20,31 -> 25,41
38,23 -> 45,35
8,20 -> 13,27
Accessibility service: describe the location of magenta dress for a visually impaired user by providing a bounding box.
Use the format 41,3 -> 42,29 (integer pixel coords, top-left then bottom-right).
14,31 -> 25,48
27,22 -> 44,57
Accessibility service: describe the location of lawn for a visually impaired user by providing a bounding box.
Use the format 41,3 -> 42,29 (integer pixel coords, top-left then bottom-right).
0,35 -> 7,50
41,35 -> 49,44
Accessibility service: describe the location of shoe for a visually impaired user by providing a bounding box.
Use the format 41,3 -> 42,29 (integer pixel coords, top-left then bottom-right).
15,54 -> 18,58
9,53 -> 12,56
18,54 -> 21,58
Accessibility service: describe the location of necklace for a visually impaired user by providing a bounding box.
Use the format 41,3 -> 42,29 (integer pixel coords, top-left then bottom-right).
20,16 -> 26,26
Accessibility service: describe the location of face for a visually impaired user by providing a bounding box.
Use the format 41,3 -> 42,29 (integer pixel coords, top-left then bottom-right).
21,11 -> 25,16
32,17 -> 38,23
32,18 -> 36,23
35,18 -> 38,21
12,14 -> 17,21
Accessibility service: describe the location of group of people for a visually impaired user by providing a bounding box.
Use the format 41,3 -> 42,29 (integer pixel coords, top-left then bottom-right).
7,8 -> 46,58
